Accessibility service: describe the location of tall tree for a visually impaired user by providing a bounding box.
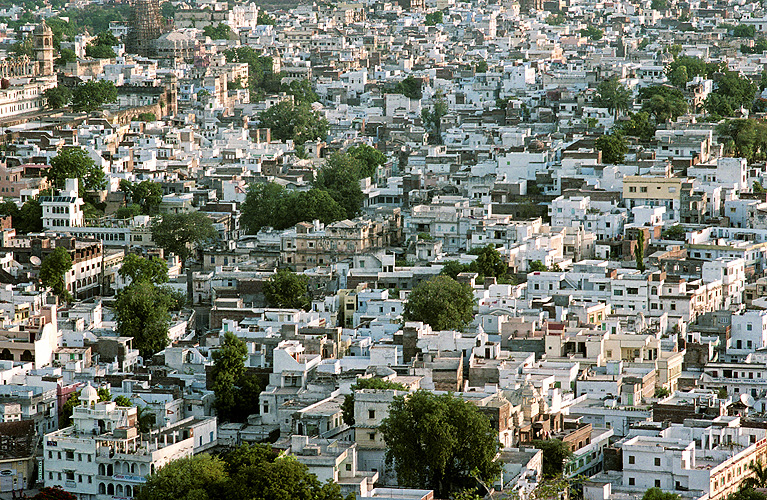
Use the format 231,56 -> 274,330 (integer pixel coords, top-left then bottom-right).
47,147 -> 106,193
210,332 -> 261,422
403,275 -> 474,331
468,245 -> 508,280
347,144 -> 387,178
594,77 -> 632,117
315,152 -> 366,219
39,247 -> 73,302
380,390 -> 502,498
263,268 -> 310,310
241,182 -> 288,233
743,461 -> 767,490
115,281 -> 172,357
151,212 -> 217,266
639,86 -> 688,122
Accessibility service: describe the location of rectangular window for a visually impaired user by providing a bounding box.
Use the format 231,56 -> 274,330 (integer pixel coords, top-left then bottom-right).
629,455 -> 635,464
655,457 -> 661,466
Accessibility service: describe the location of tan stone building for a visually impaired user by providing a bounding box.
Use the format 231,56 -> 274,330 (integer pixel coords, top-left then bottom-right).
280,210 -> 402,271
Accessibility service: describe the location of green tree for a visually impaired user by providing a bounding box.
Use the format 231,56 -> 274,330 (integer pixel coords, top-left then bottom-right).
44,86 -> 73,109
151,212 -> 217,266
341,377 -> 407,426
56,48 -> 77,66
638,85 -> 688,122
422,92 -> 448,145
17,199 -> 42,233
211,332 -> 255,422
531,439 -> 573,477
642,488 -> 680,500
224,47 -> 281,100
393,76 -> 423,99
263,269 -> 310,309
403,275 -> 474,331
161,1 -> 177,18
71,80 -> 117,113
668,65 -> 689,88
727,490 -> 767,500
440,260 -> 469,279
617,112 -> 656,141
315,152 -> 366,219
468,245 -> 508,280
529,260 -> 547,272
734,24 -> 757,38
580,26 -> 603,40
115,204 -> 142,219
257,11 -> 276,25
203,23 -> 233,40
47,147 -> 106,193
135,112 -> 157,122
85,43 -> 116,59
120,179 -> 163,214
546,13 -> 566,25
425,11 -> 443,25
654,387 -> 671,398
40,247 -> 73,302
379,390 -> 502,498
596,133 -> 628,164
651,0 -> 668,9
285,79 -> 319,106
475,60 -> 488,73
10,37 -> 33,58
347,143 -> 387,178
742,461 -> 767,490
113,395 -> 132,407
241,182 -> 288,233
594,77 -> 632,117
288,189 -> 347,226
136,405 -> 157,433
755,181 -> 767,194
119,253 -> 169,285
258,100 -> 328,146
662,225 -> 686,240
115,281 -> 172,357
136,454 -> 227,500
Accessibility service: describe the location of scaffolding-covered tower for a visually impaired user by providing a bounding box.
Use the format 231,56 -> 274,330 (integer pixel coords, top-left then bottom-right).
126,0 -> 164,57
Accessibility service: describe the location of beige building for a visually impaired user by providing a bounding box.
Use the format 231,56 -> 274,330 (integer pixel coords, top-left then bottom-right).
623,176 -> 691,214
281,211 -> 402,271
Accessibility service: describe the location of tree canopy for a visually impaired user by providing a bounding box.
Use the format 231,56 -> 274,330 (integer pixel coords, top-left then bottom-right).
137,445 -> 352,500
596,133 -> 628,164
115,281 -> 172,357
47,147 -> 106,194
315,152 -> 367,220
44,86 -> 72,109
119,179 -> 163,214
39,247 -> 73,302
203,23 -> 233,40
392,76 -> 423,100
119,253 -> 169,285
263,268 -> 310,310
71,80 -> 117,113
594,77 -> 632,117
151,212 -> 217,266
211,332 -> 261,422
258,100 -> 328,146
638,85 -> 688,122
642,488 -> 680,500
380,390 -> 502,498
403,275 -> 474,331
240,182 -> 347,234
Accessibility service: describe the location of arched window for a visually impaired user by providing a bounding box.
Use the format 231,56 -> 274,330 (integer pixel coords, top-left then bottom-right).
107,484 -> 114,495
99,484 -> 106,494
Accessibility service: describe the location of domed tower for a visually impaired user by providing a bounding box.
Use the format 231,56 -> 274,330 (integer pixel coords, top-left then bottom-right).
79,383 -> 100,408
34,20 -> 54,77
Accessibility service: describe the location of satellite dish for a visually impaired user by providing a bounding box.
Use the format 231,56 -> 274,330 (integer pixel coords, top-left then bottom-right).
741,393 -> 756,407
29,256 -> 41,266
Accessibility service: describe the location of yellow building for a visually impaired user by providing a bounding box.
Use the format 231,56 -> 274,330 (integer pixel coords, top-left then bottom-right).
622,176 -> 689,212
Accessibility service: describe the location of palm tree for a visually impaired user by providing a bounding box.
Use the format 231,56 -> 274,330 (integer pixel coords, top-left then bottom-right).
742,460 -> 767,490
594,77 -> 633,119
